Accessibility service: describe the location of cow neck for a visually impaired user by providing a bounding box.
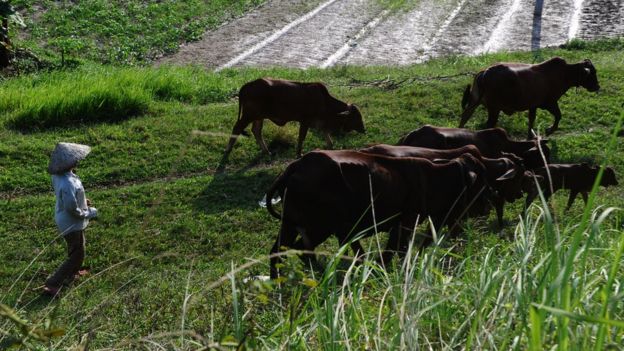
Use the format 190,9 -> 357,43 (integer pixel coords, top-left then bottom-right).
567,62 -> 585,88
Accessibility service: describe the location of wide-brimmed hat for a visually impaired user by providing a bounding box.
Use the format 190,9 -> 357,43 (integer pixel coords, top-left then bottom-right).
48,142 -> 91,174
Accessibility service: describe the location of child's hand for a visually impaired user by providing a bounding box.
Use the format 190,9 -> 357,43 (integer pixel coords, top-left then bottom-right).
87,207 -> 98,219
87,199 -> 92,206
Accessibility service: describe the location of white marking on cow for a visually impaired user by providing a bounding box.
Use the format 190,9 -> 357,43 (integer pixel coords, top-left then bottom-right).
420,0 -> 469,61
476,0 -> 522,54
215,0 -> 341,71
320,9 -> 390,68
568,0 -> 584,39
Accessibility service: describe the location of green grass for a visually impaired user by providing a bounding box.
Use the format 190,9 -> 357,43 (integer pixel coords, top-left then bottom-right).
0,65 -> 243,131
1,41 -> 623,349
10,0 -> 266,65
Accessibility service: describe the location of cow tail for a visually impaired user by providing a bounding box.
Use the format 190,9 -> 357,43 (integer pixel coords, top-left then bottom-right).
461,84 -> 472,110
266,162 -> 299,220
462,71 -> 485,110
473,71 -> 486,104
236,99 -> 251,137
237,98 -> 243,122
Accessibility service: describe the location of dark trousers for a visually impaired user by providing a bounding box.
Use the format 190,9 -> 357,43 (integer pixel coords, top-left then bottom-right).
46,230 -> 85,288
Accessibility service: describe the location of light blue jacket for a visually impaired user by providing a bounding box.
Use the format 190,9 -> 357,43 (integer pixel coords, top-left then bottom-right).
52,171 -> 97,235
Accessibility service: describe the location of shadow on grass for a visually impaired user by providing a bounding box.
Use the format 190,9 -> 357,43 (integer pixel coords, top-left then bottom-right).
216,137 -> 295,174
193,169 -> 278,215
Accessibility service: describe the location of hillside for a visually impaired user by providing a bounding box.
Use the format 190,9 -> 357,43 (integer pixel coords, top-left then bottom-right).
1,40 -> 623,348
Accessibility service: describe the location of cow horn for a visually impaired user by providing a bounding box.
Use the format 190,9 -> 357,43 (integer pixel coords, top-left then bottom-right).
432,158 -> 449,164
496,167 -> 517,181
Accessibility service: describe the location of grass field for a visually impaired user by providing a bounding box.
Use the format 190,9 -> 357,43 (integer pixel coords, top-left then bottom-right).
9,0 -> 266,65
1,40 -> 624,349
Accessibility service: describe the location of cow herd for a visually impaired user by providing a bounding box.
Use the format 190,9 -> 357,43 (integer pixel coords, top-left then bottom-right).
223,57 -> 617,278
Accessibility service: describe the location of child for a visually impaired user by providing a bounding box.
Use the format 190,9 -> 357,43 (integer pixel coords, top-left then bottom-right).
44,142 -> 98,296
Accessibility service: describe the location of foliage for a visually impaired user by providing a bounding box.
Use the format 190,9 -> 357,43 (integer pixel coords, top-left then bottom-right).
11,0 -> 266,65
0,0 -> 25,27
561,37 -> 624,52
0,303 -> 64,349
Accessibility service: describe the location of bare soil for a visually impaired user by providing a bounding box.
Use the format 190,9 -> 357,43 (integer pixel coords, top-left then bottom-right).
158,0 -> 624,68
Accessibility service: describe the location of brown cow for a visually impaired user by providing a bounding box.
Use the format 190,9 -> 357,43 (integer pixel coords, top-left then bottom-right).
525,163 -> 618,211
224,78 -> 365,158
398,125 -> 549,170
459,57 -> 600,139
265,150 -> 494,278
359,144 -> 528,227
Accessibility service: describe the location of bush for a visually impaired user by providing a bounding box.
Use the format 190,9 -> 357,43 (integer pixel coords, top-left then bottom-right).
143,66 -> 237,104
1,66 -> 237,131
6,72 -> 151,131
561,37 -> 624,52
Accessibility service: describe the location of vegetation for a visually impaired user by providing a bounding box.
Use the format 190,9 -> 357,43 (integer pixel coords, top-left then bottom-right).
9,0 -> 266,65
0,40 -> 623,349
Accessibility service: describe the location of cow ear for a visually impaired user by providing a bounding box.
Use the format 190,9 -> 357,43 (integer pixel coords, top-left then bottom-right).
496,167 -> 517,181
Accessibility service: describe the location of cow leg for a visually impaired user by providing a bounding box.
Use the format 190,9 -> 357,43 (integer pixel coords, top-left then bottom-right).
251,120 -> 271,155
485,108 -> 500,128
296,124 -> 309,158
292,230 -> 327,273
523,191 -> 537,217
351,241 -> 367,264
493,196 -> 505,228
459,104 -> 478,128
527,108 -> 537,139
565,190 -> 579,212
581,192 -> 589,204
224,118 -> 249,155
324,132 -> 334,149
380,225 -> 406,267
545,103 -> 562,136
269,220 -> 297,279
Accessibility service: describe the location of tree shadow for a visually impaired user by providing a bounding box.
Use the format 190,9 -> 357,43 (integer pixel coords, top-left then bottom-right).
531,0 -> 544,61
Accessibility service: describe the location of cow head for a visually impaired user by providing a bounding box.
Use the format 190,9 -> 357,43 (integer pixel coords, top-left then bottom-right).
493,158 -> 526,202
577,59 -> 600,92
337,104 -> 365,133
521,140 -> 550,170
521,170 -> 543,194
601,166 -> 618,187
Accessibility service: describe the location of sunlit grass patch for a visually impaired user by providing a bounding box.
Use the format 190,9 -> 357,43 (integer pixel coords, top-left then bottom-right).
0,66 -> 241,131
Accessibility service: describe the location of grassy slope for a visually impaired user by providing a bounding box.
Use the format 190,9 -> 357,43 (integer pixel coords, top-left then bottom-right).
1,43 -> 623,349
11,0 -> 266,64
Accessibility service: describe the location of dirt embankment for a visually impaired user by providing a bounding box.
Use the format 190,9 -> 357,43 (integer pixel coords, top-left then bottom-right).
158,0 -> 624,69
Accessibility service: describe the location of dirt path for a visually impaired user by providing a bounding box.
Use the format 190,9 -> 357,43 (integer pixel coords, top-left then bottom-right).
158,0 -> 624,68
